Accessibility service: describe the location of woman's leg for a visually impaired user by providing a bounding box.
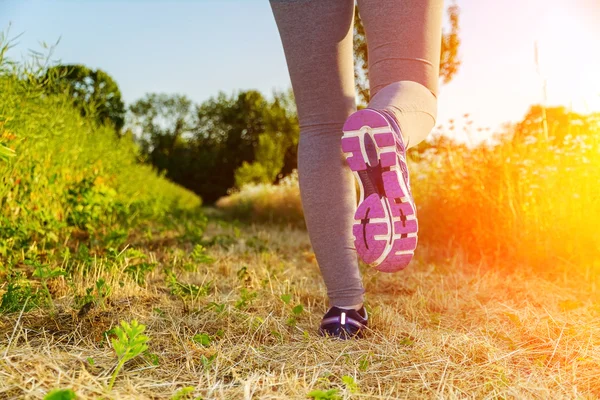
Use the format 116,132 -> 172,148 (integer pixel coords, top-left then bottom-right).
269,0 -> 365,308
357,0 -> 444,149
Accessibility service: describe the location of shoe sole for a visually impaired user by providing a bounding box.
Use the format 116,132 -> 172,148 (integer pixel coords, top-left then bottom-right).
341,109 -> 417,272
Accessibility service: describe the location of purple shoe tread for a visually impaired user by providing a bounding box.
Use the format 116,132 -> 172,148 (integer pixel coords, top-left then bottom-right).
343,109 -> 388,131
374,132 -> 395,147
341,108 -> 418,272
355,193 -> 386,219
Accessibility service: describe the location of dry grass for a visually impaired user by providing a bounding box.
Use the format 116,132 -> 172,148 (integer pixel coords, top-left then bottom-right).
410,125 -> 600,272
216,120 -> 600,277
216,170 -> 304,227
2,220 -> 600,399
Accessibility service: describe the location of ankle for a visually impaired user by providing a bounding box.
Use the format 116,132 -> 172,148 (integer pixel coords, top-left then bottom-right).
335,302 -> 364,311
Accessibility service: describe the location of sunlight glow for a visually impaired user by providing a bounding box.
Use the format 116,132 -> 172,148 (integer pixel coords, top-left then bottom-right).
536,2 -> 600,114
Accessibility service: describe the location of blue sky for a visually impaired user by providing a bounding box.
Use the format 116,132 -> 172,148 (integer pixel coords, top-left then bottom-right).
1,0 -> 599,139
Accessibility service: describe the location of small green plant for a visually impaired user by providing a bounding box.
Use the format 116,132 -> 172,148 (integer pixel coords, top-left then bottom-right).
75,278 -> 111,312
0,278 -> 40,314
190,244 -> 214,264
44,389 -> 77,400
358,354 -> 370,372
30,261 -> 66,311
206,301 -> 226,314
166,270 -> 212,299
124,262 -> 155,285
307,389 -> 341,400
251,316 -> 265,330
286,303 -> 304,327
280,293 -> 292,304
108,319 -> 150,390
342,375 -> 359,394
234,287 -> 258,309
171,386 -> 201,400
271,329 -> 283,341
200,354 -> 216,370
144,350 -> 160,366
192,333 -> 212,347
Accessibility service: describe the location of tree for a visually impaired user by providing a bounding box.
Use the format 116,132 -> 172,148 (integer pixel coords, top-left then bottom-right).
129,94 -> 194,156
128,93 -> 196,178
45,64 -> 125,131
127,90 -> 299,203
193,90 -> 298,201
353,3 -> 461,105
234,89 -> 299,187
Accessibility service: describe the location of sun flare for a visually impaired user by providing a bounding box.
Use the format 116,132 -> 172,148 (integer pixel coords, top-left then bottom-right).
536,2 -> 600,113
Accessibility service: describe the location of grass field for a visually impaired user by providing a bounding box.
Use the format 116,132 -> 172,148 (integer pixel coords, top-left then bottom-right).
2,38 -> 600,400
2,216 -> 600,399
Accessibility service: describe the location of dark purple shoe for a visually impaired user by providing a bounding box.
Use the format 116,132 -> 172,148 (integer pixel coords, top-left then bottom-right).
341,108 -> 418,272
318,305 -> 369,340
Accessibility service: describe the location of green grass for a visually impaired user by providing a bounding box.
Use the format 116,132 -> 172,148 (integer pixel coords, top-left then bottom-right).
0,39 -> 200,289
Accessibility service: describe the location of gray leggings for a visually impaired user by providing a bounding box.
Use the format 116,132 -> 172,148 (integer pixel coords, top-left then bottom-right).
270,0 -> 443,307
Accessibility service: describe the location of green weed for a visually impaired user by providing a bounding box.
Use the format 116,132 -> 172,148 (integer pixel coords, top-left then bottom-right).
108,319 -> 150,390
43,389 -> 77,400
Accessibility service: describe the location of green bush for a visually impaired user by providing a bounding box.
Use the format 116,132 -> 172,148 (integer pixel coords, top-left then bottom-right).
0,37 -> 201,309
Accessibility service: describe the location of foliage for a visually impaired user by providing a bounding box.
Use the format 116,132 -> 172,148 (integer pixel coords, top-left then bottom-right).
108,319 -> 150,390
166,270 -> 212,299
411,108 -> 600,271
128,89 -> 299,203
513,105 -> 596,144
307,389 -> 341,400
44,64 -> 126,131
171,386 -> 201,400
0,35 -> 200,313
190,244 -> 214,265
0,278 -> 42,313
192,333 -> 212,347
44,389 -> 77,400
75,278 -> 111,312
128,93 -> 196,170
439,4 -> 461,84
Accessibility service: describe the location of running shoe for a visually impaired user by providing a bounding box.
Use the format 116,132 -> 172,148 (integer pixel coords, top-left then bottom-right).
318,305 -> 368,340
341,108 -> 418,272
